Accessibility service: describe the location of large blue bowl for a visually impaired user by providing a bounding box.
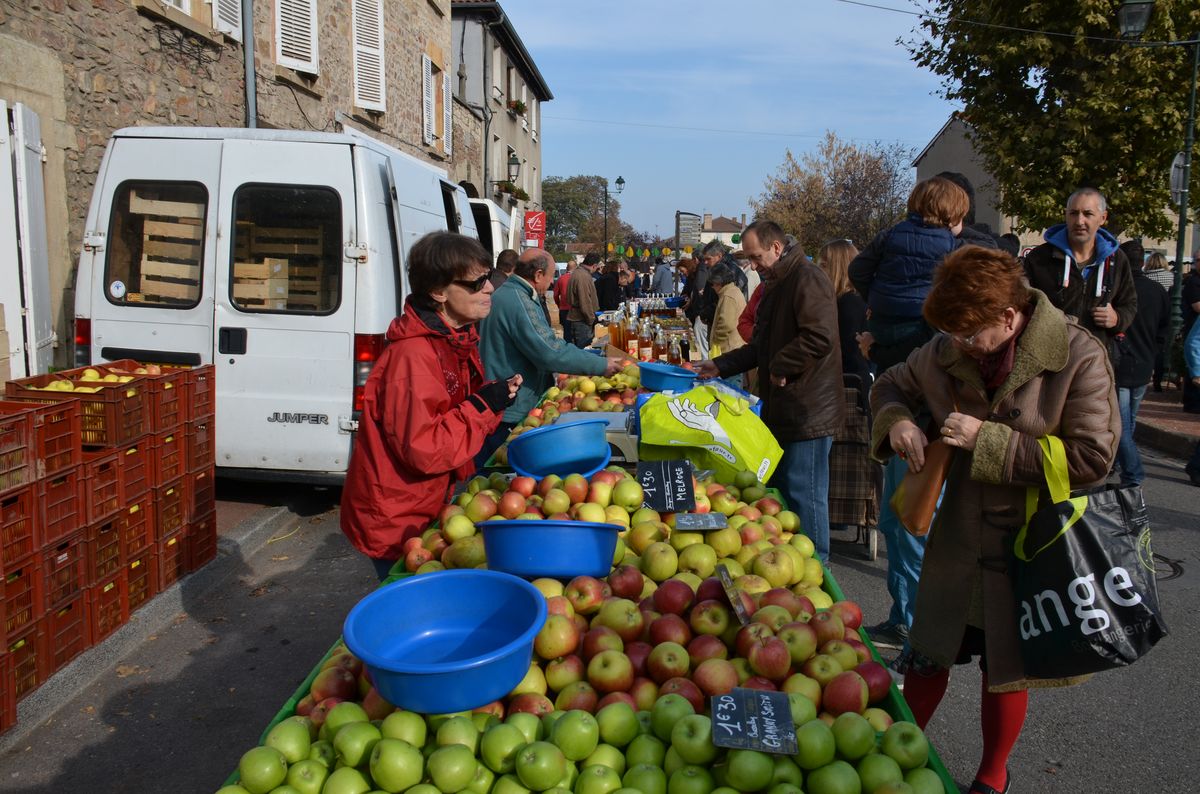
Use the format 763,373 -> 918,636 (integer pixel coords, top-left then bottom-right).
342,570 -> 547,713
479,519 -> 623,579
638,361 -> 698,392
506,418 -> 611,478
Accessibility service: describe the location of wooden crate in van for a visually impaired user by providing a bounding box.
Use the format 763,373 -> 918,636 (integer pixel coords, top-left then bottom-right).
232,258 -> 287,281
249,226 -> 322,257
232,277 -> 288,302
137,213 -> 202,303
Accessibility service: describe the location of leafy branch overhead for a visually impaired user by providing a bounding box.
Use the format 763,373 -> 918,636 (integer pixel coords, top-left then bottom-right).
907,0 -> 1200,237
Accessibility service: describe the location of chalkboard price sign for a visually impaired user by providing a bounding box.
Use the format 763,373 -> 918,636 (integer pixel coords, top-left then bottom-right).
637,460 -> 696,512
711,688 -> 798,754
673,512 -> 728,531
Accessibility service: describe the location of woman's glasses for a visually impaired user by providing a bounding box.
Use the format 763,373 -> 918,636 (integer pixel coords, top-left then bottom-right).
452,270 -> 494,293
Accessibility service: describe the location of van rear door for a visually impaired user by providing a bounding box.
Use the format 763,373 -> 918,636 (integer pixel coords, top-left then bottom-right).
213,139 -> 358,475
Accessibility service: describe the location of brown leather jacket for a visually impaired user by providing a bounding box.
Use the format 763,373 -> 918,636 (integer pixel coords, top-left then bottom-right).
715,243 -> 845,441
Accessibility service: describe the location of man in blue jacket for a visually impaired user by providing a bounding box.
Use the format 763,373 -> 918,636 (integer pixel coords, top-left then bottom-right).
477,249 -> 622,467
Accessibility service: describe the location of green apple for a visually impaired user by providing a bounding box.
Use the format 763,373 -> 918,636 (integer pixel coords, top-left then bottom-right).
831,712 -> 876,761
308,740 -> 335,767
622,763 -> 668,794
437,715 -> 481,754
575,763 -> 623,794
325,702 -> 371,741
406,787 -> 442,794
515,741 -> 568,791
481,723 -> 527,774
550,709 -> 599,761
770,756 -> 804,788
369,738 -> 424,793
381,710 -> 427,748
904,767 -> 945,794
492,773 -> 533,794
663,747 -> 685,778
857,752 -> 904,793
805,759 -> 860,794
793,719 -> 836,770
650,694 -> 695,742
238,746 -> 288,794
506,711 -> 544,744
473,711 -> 501,733
541,710 -> 565,740
285,759 -> 329,794
786,692 -> 817,728
677,543 -> 718,579
333,721 -> 382,769
322,766 -> 371,794
584,743 -> 627,776
427,711 -> 472,733
670,715 -> 718,766
881,722 -> 930,770
215,787 -> 250,794
625,733 -> 667,768
466,763 -> 496,794
668,765 -> 715,794
266,716 -> 313,764
596,701 -> 639,749
724,750 -> 774,793
428,744 -> 478,793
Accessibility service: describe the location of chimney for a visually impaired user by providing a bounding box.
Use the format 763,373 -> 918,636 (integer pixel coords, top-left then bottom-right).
703,213 -> 712,230
741,213 -> 746,226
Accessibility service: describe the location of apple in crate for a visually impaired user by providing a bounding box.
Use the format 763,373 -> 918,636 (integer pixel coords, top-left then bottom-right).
823,671 -> 869,716
648,613 -> 691,647
587,649 -> 635,693
607,564 -> 644,600
692,658 -> 739,697
565,576 -> 605,616
594,598 -> 644,643
646,642 -> 690,684
581,626 -> 623,660
855,660 -> 894,704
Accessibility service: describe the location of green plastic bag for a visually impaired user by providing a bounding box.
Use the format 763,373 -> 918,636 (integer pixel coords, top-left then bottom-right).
639,384 -> 783,483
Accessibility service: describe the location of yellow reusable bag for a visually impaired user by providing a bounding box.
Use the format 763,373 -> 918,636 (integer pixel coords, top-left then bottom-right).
638,384 -> 783,483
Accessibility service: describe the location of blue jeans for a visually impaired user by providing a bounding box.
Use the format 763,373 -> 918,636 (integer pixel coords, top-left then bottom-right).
1116,385 -> 1147,485
877,455 -> 929,629
769,436 -> 834,562
559,310 -> 573,345
569,321 -> 594,349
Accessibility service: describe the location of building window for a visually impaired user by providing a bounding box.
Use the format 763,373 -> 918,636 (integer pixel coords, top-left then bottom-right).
276,0 -> 319,75
422,49 -> 452,153
352,0 -> 386,111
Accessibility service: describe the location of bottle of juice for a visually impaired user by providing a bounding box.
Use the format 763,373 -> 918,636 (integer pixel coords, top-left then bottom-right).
638,320 -> 654,362
607,314 -> 621,350
668,336 -> 683,365
652,327 -> 667,361
625,314 -> 640,359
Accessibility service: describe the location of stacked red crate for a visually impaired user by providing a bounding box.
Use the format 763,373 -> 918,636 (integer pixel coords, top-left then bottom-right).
6,624 -> 43,703
126,549 -> 158,614
41,532 -> 88,613
42,596 -> 88,678
0,653 -> 13,734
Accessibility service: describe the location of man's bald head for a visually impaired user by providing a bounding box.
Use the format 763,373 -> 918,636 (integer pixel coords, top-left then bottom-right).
515,249 -> 554,281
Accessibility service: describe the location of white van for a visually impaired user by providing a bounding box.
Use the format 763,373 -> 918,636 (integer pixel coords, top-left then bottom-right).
469,198 -> 515,262
73,126 -> 478,483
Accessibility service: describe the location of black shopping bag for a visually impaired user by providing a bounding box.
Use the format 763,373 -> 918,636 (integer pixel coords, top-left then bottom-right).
1010,437 -> 1168,679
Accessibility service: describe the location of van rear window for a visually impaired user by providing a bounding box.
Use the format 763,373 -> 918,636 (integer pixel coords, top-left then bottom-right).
230,185 -> 342,314
104,182 -> 207,308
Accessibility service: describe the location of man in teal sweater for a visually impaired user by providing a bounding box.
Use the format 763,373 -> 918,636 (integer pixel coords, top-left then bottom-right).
476,249 -> 622,468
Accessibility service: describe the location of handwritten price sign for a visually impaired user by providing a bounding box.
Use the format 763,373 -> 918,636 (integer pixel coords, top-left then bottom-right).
710,688 -> 798,754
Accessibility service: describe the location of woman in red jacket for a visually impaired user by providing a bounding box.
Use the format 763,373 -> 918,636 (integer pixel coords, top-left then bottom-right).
340,232 -> 520,579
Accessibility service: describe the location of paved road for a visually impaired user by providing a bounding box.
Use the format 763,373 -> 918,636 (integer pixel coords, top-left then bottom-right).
0,447 -> 1194,793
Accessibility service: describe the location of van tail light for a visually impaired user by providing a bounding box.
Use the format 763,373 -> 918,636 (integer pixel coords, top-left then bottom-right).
353,333 -> 387,414
74,318 -> 91,368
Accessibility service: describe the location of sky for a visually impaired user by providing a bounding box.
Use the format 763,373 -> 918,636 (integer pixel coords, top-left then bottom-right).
500,0 -> 959,239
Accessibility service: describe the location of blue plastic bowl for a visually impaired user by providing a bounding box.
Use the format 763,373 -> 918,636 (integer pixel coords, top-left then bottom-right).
664,296 -> 685,308
506,418 -> 611,478
639,361 -> 698,392
343,570 -> 547,713
479,519 -> 623,579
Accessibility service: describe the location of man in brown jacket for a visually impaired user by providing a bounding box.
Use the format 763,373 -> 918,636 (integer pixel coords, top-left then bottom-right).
698,220 -> 845,562
566,253 -> 602,348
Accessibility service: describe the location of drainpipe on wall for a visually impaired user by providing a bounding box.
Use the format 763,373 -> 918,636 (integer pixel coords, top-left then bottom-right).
482,12 -> 505,190
242,0 -> 257,128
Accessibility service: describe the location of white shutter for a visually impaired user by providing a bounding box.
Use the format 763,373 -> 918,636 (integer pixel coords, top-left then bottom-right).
211,0 -> 241,40
442,71 -> 452,155
530,98 -> 537,141
352,0 -> 385,111
276,0 -> 319,74
422,54 -> 435,145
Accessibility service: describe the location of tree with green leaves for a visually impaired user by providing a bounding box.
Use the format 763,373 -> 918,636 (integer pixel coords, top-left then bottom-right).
750,132 -> 914,254
541,175 -> 630,255
908,0 -> 1199,236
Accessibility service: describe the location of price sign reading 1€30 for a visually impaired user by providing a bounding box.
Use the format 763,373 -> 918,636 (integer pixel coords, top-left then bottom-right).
710,688 -> 798,755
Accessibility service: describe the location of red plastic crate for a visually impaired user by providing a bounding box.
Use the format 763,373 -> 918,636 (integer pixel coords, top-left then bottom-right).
87,569 -> 128,645
187,467 -> 215,521
2,557 -> 42,642
115,436 -> 151,502
0,653 -> 14,735
82,449 -> 122,524
151,430 -> 185,486
85,515 -> 123,585
36,464 -> 83,549
0,403 -> 33,497
158,531 -> 186,591
2,399 -> 82,479
41,595 -> 88,677
5,372 -> 148,447
186,365 -> 215,421
7,623 -> 43,703
185,418 -> 214,472
119,494 -> 154,559
126,550 -> 158,613
0,486 -> 36,570
41,531 -> 87,611
154,478 -> 186,540
186,509 -> 217,573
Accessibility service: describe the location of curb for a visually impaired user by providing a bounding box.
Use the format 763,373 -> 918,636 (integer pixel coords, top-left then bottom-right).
0,505 -> 299,753
1135,421 -> 1198,460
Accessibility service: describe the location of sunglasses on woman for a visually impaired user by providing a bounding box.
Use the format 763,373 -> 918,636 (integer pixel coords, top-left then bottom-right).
451,270 -> 494,293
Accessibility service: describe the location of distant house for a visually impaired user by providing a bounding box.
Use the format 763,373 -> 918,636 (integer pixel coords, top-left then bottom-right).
699,213 -> 748,248
915,114 -> 1195,258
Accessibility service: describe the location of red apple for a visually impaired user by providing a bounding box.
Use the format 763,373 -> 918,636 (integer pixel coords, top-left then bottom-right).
499,490 -> 528,519
546,595 -> 575,619
659,677 -> 705,712
545,654 -> 586,692
810,610 -> 846,646
361,687 -> 394,721
474,700 -> 505,719
735,622 -> 776,659
592,470 -> 622,487
562,474 -> 589,504
777,621 -> 819,666
830,599 -> 864,631
646,641 -> 690,684
686,633 -> 729,667
863,707 -> 894,732
310,666 -> 357,702
854,661 -> 893,704
652,579 -> 695,616
741,676 -> 778,691
597,691 -> 637,710
692,658 -> 740,697
695,577 -> 725,604
846,638 -> 872,664
508,693 -> 554,716
510,476 -> 537,498
629,677 -> 659,711
607,564 -> 645,600
649,614 -> 693,647
759,588 -> 807,618
295,694 -> 315,717
582,626 -> 624,660
751,605 -> 794,632
587,649 -> 636,693
536,475 -> 562,497
754,497 -> 782,516
624,640 -> 653,677
565,576 -> 606,616
747,636 -> 792,682
554,680 -> 599,712
823,671 -> 869,716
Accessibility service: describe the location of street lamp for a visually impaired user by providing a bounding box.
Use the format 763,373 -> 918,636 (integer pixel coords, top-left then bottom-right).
602,176 -> 625,257
491,153 -> 522,193
1120,0 -> 1199,378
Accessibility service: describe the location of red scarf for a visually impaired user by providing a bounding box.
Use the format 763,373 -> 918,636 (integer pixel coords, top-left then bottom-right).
977,310 -> 1030,390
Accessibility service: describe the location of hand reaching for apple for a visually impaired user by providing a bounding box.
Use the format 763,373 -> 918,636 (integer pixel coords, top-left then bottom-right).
603,356 -> 624,376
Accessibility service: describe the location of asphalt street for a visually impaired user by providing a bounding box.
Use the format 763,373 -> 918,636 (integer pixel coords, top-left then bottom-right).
0,445 -> 1195,794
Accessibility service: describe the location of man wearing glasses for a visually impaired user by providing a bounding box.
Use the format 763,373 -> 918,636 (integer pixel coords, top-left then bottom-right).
478,250 -> 622,466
